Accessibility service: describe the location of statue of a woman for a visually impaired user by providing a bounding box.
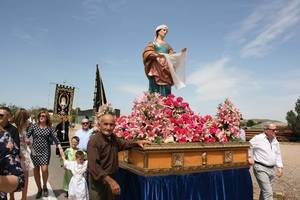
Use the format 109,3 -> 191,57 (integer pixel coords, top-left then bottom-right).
143,24 -> 187,96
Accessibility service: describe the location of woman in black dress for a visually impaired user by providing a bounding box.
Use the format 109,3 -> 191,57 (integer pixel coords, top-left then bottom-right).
27,109 -> 63,199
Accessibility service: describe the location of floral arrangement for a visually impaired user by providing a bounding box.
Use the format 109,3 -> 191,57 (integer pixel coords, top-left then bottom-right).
114,92 -> 241,143
216,98 -> 242,141
96,103 -> 116,118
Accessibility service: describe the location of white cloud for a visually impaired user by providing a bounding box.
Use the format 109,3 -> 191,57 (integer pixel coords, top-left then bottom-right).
232,0 -> 300,57
187,57 -> 254,101
12,27 -> 49,45
81,0 -> 104,23
73,0 -> 127,23
240,93 -> 299,122
12,28 -> 34,42
233,69 -> 300,121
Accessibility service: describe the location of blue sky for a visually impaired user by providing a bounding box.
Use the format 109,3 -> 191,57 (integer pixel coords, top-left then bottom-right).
1,0 -> 300,122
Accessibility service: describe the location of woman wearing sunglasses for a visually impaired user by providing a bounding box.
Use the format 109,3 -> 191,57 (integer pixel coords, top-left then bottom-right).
26,109 -> 64,199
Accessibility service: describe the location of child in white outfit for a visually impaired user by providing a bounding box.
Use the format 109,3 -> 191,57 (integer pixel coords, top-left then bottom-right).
62,150 -> 88,200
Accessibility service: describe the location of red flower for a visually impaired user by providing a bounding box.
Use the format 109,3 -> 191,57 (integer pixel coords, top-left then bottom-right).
170,117 -> 177,123
173,100 -> 179,107
115,92 -> 241,143
167,94 -> 175,99
164,99 -> 173,106
176,118 -> 184,125
181,102 -> 189,108
164,108 -> 173,116
176,96 -> 183,103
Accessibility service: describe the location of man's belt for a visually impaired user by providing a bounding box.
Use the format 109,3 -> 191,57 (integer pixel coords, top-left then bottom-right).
255,161 -> 275,168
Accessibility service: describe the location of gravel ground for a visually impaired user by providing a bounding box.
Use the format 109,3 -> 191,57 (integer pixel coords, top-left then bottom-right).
250,142 -> 300,200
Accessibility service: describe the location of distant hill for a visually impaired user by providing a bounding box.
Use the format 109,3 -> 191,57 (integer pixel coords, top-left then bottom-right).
242,119 -> 287,129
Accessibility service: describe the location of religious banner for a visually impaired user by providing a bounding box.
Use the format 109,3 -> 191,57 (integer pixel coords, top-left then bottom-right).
93,64 -> 107,112
53,84 -> 75,116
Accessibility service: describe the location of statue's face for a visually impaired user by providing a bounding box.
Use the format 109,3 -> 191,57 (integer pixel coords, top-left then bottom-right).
158,28 -> 168,38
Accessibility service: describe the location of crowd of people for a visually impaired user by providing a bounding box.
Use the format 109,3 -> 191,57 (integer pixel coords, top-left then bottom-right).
0,107 -> 65,200
0,106 -> 149,200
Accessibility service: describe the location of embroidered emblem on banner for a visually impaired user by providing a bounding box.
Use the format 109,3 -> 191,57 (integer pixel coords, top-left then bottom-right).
53,84 -> 75,116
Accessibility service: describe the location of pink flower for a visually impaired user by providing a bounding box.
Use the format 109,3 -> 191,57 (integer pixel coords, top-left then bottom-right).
216,98 -> 241,140
114,93 -> 241,143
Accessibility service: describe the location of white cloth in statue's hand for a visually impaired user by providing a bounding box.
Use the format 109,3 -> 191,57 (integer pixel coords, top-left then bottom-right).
162,50 -> 187,89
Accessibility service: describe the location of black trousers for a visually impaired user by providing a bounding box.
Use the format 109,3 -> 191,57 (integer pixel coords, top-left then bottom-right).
89,175 -> 113,200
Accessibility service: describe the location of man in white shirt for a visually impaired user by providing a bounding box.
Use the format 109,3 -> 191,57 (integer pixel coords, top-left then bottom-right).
75,118 -> 93,152
248,123 -> 283,200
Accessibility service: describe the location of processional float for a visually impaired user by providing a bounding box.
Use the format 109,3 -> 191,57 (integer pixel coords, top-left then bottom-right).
113,24 -> 252,200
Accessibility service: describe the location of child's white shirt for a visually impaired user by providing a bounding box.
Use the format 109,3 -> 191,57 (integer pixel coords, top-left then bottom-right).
64,160 -> 89,200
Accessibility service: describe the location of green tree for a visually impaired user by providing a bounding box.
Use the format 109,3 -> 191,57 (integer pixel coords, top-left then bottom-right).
246,120 -> 255,127
0,103 -> 19,115
286,97 -> 300,137
70,108 -> 79,123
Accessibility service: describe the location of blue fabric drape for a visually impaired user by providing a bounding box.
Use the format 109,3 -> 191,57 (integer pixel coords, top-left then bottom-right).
148,76 -> 171,97
115,167 -> 253,200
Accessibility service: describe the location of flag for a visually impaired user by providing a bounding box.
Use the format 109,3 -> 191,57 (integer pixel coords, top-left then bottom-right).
93,64 -> 107,112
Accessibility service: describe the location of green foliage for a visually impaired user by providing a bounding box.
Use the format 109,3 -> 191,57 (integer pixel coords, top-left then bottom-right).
154,136 -> 162,144
246,120 -> 255,127
240,120 -> 247,127
0,103 -> 19,115
1,103 -> 78,125
286,97 -> 300,137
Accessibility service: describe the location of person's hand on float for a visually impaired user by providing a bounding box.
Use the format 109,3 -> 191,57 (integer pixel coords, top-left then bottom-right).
248,157 -> 254,165
136,140 -> 151,148
276,167 -> 283,177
